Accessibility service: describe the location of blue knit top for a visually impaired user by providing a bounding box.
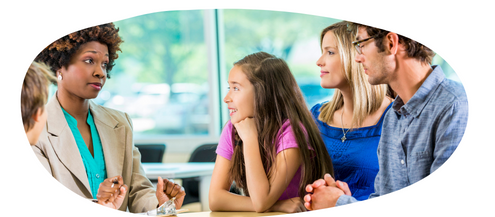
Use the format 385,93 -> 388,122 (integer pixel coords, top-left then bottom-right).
310,102 -> 392,201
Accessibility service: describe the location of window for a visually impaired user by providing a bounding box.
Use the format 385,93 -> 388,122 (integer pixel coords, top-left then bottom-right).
79,9 -> 460,160
220,9 -> 337,109
96,10 -> 211,138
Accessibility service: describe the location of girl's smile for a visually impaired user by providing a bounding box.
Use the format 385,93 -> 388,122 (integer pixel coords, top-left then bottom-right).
224,65 -> 255,124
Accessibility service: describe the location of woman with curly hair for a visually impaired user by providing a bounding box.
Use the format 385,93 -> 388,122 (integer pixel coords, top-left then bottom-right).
32,23 -> 185,213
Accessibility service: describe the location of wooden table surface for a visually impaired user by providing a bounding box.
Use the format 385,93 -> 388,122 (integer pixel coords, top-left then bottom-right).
176,211 -> 285,217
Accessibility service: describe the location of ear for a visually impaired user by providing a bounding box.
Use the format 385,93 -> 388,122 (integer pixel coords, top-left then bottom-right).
31,108 -> 43,122
384,32 -> 400,55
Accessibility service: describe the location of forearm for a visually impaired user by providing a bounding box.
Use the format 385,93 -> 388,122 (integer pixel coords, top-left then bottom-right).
243,140 -> 279,212
209,189 -> 256,212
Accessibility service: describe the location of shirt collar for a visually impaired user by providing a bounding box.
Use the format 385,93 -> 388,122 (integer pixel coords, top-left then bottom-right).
393,65 -> 445,117
61,106 -> 94,126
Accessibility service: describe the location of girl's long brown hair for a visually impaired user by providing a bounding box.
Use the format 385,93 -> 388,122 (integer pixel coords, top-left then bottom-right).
229,52 -> 334,201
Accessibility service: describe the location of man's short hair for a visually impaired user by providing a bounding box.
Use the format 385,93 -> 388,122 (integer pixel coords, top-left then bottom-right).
349,22 -> 435,65
21,62 -> 56,132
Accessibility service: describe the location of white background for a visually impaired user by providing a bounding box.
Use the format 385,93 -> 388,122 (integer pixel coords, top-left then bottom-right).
1,0 -> 493,216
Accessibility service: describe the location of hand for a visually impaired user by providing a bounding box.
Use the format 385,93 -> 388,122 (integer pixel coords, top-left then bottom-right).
156,176 -> 186,209
97,176 -> 128,209
233,117 -> 257,143
335,180 -> 351,196
310,184 -> 344,210
304,174 -> 329,210
268,197 -> 306,213
304,174 -> 347,210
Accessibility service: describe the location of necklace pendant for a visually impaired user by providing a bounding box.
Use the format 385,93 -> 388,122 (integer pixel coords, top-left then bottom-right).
341,135 -> 346,142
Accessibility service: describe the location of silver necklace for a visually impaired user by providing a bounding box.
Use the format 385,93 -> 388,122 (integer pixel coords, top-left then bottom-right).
340,110 -> 352,142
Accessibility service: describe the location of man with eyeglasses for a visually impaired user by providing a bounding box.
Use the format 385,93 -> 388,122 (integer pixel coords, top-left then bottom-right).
303,21 -> 468,210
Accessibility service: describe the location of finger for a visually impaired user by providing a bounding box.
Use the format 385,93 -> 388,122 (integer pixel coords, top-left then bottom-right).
110,176 -> 118,186
305,184 -> 313,193
96,185 -> 115,198
98,185 -> 116,194
162,178 -> 172,190
97,183 -> 117,201
97,192 -> 115,203
113,185 -> 127,209
312,179 -> 325,188
337,181 -> 351,196
110,178 -> 118,188
165,179 -> 175,195
324,174 -> 337,187
175,186 -> 186,198
304,194 -> 312,203
156,176 -> 164,195
96,192 -> 108,201
116,175 -> 124,186
169,184 -> 181,197
304,202 -> 312,211
100,178 -> 115,190
102,176 -> 122,193
110,189 -> 120,201
107,176 -> 119,184
118,184 -> 128,197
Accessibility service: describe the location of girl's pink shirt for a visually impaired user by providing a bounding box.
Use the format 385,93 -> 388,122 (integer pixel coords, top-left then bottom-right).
215,120 -> 302,200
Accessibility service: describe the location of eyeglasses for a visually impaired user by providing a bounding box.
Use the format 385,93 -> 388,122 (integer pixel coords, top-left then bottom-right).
352,36 -> 375,55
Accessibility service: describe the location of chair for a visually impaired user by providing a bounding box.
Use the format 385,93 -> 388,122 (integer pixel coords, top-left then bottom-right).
135,143 -> 166,163
182,143 -> 217,205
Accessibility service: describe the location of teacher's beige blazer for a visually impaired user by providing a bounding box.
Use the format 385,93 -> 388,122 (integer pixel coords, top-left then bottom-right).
32,95 -> 158,213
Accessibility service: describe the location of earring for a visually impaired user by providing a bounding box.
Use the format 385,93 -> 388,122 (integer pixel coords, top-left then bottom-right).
58,74 -> 62,81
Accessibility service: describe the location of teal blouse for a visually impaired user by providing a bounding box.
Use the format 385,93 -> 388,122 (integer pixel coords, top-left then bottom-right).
61,107 -> 107,199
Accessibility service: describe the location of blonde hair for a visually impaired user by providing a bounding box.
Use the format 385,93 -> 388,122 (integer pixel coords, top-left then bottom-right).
318,21 -> 388,128
21,61 -> 56,132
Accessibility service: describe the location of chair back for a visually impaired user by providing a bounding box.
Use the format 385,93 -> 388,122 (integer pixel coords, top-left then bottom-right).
135,143 -> 166,163
182,143 -> 217,205
188,143 -> 217,163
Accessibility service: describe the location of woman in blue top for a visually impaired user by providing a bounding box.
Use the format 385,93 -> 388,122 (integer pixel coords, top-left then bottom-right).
310,21 -> 394,201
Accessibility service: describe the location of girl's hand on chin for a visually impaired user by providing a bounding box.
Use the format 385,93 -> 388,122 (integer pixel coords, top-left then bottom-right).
233,117 -> 257,143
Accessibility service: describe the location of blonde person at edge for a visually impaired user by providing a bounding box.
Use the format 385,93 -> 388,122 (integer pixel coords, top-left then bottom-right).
22,62 -> 131,208
309,21 -> 394,201
209,52 -> 334,213
32,23 -> 185,212
22,62 -> 56,146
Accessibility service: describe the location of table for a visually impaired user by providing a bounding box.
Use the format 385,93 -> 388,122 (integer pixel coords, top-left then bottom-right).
142,162 -> 215,210
178,211 -> 285,217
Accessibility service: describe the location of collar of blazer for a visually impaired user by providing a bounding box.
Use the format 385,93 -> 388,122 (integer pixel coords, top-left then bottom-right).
45,93 -> 127,197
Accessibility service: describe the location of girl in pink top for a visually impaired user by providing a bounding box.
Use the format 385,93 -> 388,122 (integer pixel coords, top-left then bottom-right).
209,52 -> 334,213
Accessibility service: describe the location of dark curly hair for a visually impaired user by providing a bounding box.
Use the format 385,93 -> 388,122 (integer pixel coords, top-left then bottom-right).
347,21 -> 435,65
34,23 -> 123,81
